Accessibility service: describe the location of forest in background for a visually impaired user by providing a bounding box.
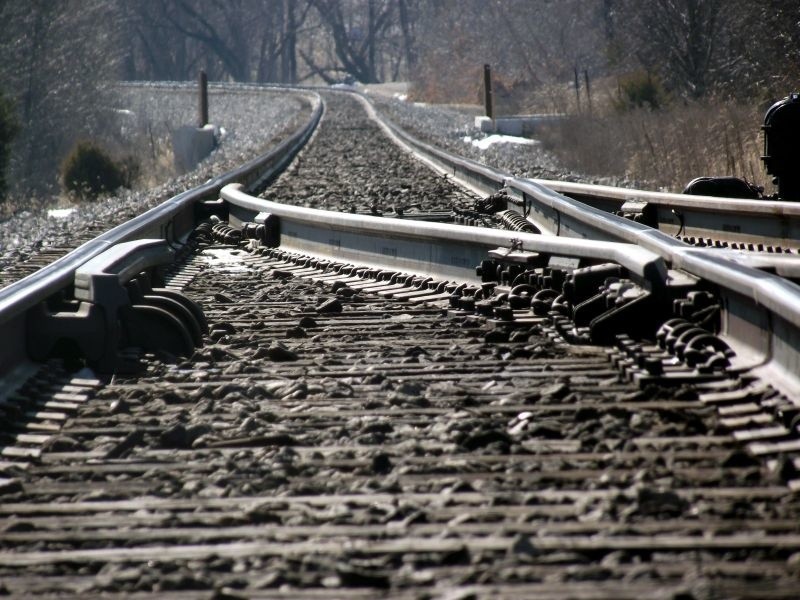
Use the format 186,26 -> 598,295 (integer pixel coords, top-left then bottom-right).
0,0 -> 798,199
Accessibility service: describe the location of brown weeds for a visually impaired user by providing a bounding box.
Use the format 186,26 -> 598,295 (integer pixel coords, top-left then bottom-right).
537,100 -> 769,193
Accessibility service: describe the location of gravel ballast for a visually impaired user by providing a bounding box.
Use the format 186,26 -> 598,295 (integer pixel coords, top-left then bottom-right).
366,89 -> 648,188
258,91 -> 478,214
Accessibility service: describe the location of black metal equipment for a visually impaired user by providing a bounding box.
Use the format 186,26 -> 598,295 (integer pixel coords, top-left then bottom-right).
762,92 -> 800,201
682,176 -> 761,199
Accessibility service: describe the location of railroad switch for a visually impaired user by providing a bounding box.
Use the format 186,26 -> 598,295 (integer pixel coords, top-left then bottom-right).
455,189 -> 540,232
195,197 -> 228,223
27,239 -> 207,372
465,249 -> 733,385
687,91 -> 800,201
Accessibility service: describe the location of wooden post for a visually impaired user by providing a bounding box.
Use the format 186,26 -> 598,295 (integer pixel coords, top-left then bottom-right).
574,67 -> 581,114
584,69 -> 592,116
199,70 -> 209,127
483,64 -> 494,120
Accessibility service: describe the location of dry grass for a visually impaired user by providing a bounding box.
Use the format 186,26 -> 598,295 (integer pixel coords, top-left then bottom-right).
0,132 -> 173,220
410,68 -> 770,193
486,76 -> 769,193
538,100 -> 769,193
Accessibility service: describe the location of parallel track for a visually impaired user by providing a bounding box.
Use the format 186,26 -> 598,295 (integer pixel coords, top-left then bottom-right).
1,86 -> 800,597
535,178 -> 800,252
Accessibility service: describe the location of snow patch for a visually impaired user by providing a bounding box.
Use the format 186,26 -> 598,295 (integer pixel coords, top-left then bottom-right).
199,248 -> 250,273
464,134 -> 539,151
47,208 -> 76,219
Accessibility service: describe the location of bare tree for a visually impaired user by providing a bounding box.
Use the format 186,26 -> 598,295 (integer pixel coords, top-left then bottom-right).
616,0 -> 728,99
0,0 -> 124,193
492,1 -> 606,83
253,0 -> 314,83
132,0 -> 252,81
397,0 -> 418,74
723,0 -> 800,100
0,90 -> 18,200
306,0 -> 401,83
124,0 -> 311,84
121,2 -> 198,80
408,1 -> 607,108
410,0 -> 495,102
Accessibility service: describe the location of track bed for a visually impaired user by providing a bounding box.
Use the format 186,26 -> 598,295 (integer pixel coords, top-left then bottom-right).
2,242 -> 799,598
258,93 -> 478,216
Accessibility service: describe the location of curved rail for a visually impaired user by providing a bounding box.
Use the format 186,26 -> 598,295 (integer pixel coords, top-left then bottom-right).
222,183 -> 667,284
358,93 -> 701,257
365,93 -> 800,262
222,179 -> 800,395
221,94 -> 800,397
2,89 -> 799,598
362,92 -> 800,250
0,87 -> 323,371
4,86 -> 800,396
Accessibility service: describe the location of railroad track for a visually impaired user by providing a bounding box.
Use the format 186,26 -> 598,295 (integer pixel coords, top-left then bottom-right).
529,178 -> 800,252
376,94 -> 800,254
0,83 -> 315,290
391,114 -> 800,250
1,87 -> 800,598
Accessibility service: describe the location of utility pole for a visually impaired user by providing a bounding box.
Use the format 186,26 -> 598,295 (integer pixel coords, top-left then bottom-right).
584,69 -> 592,115
199,70 -> 209,127
483,64 -> 494,120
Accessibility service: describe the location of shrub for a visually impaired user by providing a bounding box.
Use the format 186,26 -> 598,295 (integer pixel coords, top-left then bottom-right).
613,71 -> 667,112
60,141 -> 125,200
0,91 -> 19,201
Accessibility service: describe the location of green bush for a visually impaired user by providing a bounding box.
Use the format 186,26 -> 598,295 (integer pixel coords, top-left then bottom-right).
60,141 -> 125,200
0,91 -> 19,201
614,71 -> 666,112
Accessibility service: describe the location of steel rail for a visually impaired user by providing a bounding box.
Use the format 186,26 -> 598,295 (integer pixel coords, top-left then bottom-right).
221,183 -> 667,285
227,90 -> 800,396
359,91 -> 800,249
0,87 -> 323,372
2,85 -> 800,395
221,181 -> 800,395
507,176 -> 800,279
363,94 -> 800,270
360,95 -> 800,282
357,93 -> 703,257
534,178 -> 800,247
